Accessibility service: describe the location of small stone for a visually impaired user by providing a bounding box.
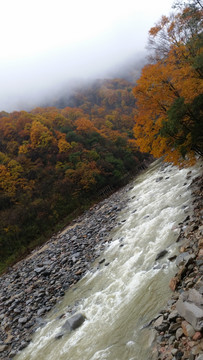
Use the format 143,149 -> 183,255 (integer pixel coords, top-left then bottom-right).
18,317 -> 28,324
171,348 -> 178,355
168,310 -> 178,321
9,350 -> 17,358
176,350 -> 184,359
18,341 -> 28,350
37,308 -> 46,316
188,341 -> 195,347
176,327 -> 183,340
168,335 -> 176,345
169,323 -> 181,333
181,321 -> 195,337
193,332 -> 202,341
0,344 -> 8,352
169,277 -> 179,291
155,322 -> 169,332
154,315 -> 164,328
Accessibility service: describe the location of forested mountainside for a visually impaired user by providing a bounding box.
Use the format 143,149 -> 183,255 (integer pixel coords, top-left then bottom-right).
0,79 -> 151,272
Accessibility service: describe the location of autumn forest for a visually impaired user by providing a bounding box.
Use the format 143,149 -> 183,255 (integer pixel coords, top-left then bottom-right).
0,0 -> 202,272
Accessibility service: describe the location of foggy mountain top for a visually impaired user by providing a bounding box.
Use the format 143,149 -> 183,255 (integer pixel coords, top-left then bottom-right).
0,0 -> 174,112
40,53 -> 147,109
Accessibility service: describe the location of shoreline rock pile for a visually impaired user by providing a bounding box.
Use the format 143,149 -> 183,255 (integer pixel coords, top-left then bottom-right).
152,173 -> 203,360
0,185 -> 129,359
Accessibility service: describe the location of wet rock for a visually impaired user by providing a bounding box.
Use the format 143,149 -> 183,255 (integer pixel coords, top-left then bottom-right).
56,313 -> 85,339
155,250 -> 168,261
155,322 -> 169,332
19,340 -> 29,350
168,255 -> 177,262
62,313 -> 85,331
154,316 -> 164,328
156,177 -> 163,182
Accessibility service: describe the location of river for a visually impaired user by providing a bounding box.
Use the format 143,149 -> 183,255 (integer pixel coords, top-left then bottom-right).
15,160 -> 200,360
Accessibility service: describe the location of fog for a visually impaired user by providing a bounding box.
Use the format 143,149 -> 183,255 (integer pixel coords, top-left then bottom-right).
0,0 -> 174,112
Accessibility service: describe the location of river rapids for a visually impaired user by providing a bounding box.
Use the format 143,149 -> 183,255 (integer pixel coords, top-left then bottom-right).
15,160 -> 200,360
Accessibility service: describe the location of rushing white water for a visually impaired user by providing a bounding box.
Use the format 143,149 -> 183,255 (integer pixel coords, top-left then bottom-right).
15,160 -> 200,360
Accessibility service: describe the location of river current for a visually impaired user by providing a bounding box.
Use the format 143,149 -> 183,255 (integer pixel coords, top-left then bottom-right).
15,160 -> 200,360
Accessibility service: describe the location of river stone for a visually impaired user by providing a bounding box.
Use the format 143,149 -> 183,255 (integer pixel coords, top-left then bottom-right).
34,267 -> 45,274
176,252 -> 195,267
156,177 -> 163,182
0,344 -> 8,352
168,310 -> 178,321
154,316 -> 164,328
18,317 -> 28,324
181,320 -> 195,337
196,356 -> 203,360
55,313 -> 85,339
188,289 -> 203,306
176,328 -> 183,340
176,299 -> 203,331
155,322 -> 169,332
155,250 -> 168,261
62,313 -> 85,331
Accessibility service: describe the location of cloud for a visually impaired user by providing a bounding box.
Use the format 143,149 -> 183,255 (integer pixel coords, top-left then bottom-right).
0,0 -> 174,111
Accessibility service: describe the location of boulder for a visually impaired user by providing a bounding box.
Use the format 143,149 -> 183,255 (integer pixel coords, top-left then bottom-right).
62,313 -> 85,331
176,299 -> 203,331
188,289 -> 203,307
56,313 -> 85,339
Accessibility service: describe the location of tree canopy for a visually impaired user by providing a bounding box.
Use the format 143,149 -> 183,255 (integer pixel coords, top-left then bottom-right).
133,0 -> 203,165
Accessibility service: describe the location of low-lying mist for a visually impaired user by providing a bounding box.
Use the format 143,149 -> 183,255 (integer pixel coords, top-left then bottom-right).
0,51 -> 147,113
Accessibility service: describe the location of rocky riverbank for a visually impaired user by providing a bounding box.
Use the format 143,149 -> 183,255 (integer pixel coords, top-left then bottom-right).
151,172 -> 203,360
0,183 -> 131,359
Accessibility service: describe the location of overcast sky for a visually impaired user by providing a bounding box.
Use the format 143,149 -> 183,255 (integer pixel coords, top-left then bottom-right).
0,0 -> 174,112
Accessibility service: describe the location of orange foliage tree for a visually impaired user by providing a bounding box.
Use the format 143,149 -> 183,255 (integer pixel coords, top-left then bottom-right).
133,0 -> 203,165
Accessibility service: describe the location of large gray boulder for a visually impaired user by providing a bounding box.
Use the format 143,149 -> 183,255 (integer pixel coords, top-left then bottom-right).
176,298 -> 203,331
62,313 -> 85,331
55,313 -> 86,339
